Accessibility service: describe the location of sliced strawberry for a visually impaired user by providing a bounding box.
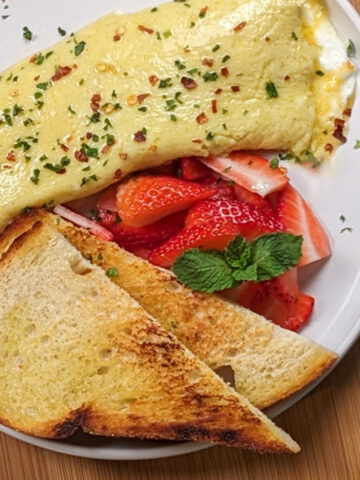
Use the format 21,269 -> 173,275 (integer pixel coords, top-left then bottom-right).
116,175 -> 215,227
202,176 -> 237,201
235,280 -> 313,332
234,184 -> 273,210
201,152 -> 289,197
268,268 -> 298,304
185,199 -> 282,240
99,210 -> 186,249
149,221 -> 241,267
277,185 -> 331,267
179,157 -> 211,181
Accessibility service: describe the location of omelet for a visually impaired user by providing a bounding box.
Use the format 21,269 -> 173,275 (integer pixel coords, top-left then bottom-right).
0,0 -> 354,230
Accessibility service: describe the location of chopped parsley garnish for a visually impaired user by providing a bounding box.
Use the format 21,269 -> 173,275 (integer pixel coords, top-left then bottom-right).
81,143 -> 99,159
30,169 -> 40,184
206,132 -> 214,141
353,140 -> 360,149
175,59 -> 186,70
44,156 -> 70,173
89,112 -> 101,123
163,30 -> 172,38
291,31 -> 298,41
106,267 -> 118,278
81,174 -> 98,186
339,215 -> 346,223
67,105 -> 76,114
37,82 -> 50,90
266,81 -> 278,99
316,70 -> 325,76
14,139 -> 31,151
222,55 -> 230,63
138,106 -> 147,112
170,114 -> 177,121
270,157 -> 279,169
341,227 -> 353,234
104,118 -> 113,131
23,26 -> 33,41
23,118 -> 34,126
74,41 -> 86,56
212,44 -> 220,52
34,92 -> 43,99
150,7 -> 158,12
158,78 -> 173,88
13,104 -> 24,116
58,26 -> 67,36
203,71 -> 218,82
347,39 -> 356,58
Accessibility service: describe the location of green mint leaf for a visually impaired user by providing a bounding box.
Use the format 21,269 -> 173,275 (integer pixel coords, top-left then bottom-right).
172,249 -> 236,293
250,233 -> 302,281
224,236 -> 251,269
232,264 -> 258,282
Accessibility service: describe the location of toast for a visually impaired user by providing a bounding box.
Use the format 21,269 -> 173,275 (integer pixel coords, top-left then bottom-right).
0,219 -> 300,453
0,210 -> 337,410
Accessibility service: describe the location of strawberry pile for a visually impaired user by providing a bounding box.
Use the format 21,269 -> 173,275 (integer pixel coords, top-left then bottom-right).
90,152 -> 331,332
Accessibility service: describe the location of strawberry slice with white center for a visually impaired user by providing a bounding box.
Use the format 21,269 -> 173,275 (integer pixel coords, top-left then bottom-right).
185,199 -> 282,239
277,185 -> 331,267
116,175 -> 215,227
201,152 -> 289,197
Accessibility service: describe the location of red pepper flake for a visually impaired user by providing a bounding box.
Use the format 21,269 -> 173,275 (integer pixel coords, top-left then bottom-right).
211,99 -> 218,113
57,168 -> 67,174
234,21 -> 247,32
137,93 -> 150,104
343,108 -> 352,117
60,143 -> 69,152
196,112 -> 208,125
134,131 -> 146,142
119,152 -> 128,160
86,132 -> 93,139
51,65 -> 72,82
113,34 -> 121,42
6,152 -> 16,161
72,64 -> 78,69
324,143 -> 334,153
114,169 -> 123,179
265,36 -> 271,42
102,145 -> 111,154
34,75 -> 40,81
231,85 -> 240,92
202,57 -> 214,67
284,75 -> 290,81
149,75 -> 159,86
199,6 -> 208,17
192,139 -> 203,144
334,118 -> 345,128
181,76 -> 197,90
184,46 -> 191,53
221,67 -> 229,77
90,93 -> 101,112
332,125 -> 347,143
138,25 -> 154,35
29,54 -> 37,64
75,150 -> 89,162
215,88 -> 223,95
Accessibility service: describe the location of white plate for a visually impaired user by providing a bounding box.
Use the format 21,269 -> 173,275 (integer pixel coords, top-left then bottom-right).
1,0 -> 360,461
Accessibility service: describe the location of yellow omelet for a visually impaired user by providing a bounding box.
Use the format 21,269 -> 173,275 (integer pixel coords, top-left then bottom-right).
0,0 -> 354,230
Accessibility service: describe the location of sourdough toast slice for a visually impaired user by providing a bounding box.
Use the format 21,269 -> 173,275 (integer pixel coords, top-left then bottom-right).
0,210 -> 337,410
0,220 -> 299,452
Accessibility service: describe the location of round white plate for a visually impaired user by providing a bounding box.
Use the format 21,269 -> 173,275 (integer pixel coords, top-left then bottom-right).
1,0 -> 359,461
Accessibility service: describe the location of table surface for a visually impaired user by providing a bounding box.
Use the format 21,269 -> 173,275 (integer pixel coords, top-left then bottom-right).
1,1 -> 360,478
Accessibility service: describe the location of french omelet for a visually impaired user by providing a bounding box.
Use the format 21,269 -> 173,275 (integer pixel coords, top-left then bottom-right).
0,0 -> 354,230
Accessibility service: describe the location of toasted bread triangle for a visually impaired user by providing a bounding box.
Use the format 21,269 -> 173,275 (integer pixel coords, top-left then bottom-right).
0,210 -> 337,410
0,219 -> 299,453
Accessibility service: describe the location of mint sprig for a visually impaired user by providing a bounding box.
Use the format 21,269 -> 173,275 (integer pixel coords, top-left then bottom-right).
172,233 -> 303,293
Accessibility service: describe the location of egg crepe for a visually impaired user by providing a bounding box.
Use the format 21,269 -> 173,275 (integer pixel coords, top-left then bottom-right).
0,0 -> 354,230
